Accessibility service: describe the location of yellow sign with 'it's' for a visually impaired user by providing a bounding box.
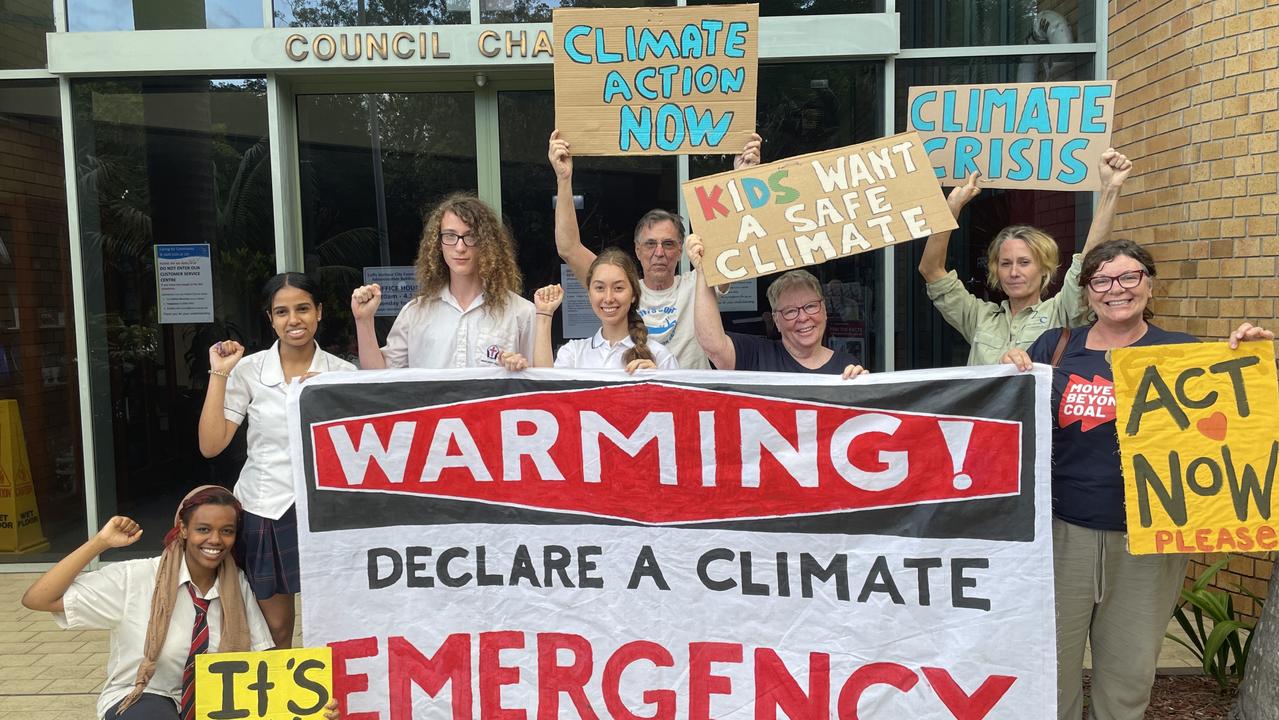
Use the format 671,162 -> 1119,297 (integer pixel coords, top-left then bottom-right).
195,647 -> 332,720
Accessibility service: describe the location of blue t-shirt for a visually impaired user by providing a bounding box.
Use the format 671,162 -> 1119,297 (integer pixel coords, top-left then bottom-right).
727,332 -> 861,374
1028,323 -> 1198,531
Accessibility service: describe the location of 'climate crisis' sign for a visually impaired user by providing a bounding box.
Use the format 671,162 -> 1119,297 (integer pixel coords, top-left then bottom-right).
908,81 -> 1116,191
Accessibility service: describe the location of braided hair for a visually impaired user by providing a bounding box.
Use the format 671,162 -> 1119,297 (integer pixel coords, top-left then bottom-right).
588,248 -> 654,365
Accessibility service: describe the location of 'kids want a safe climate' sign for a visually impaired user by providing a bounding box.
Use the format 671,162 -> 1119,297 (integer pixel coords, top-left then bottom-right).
553,5 -> 758,155
682,132 -> 956,285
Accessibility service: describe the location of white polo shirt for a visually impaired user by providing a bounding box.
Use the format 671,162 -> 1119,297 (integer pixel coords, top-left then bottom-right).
638,270 -> 710,370
223,342 -> 356,519
380,289 -> 535,369
554,330 -> 679,370
56,555 -> 273,719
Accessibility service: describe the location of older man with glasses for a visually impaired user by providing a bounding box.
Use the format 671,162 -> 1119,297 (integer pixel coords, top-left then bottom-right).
686,235 -> 866,378
548,130 -> 761,370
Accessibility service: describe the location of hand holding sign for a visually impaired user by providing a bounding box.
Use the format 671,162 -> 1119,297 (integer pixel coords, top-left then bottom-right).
547,130 -> 573,183
946,171 -> 982,220
734,132 -> 762,170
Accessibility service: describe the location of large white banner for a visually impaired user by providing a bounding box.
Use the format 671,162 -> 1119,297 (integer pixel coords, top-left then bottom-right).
290,366 -> 1055,719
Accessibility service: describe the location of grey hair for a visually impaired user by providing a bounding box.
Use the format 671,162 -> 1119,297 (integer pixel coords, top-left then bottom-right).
632,209 -> 687,244
766,270 -> 823,311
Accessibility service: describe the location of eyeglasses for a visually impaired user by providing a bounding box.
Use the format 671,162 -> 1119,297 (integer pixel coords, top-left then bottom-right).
440,231 -> 479,247
638,239 -> 680,253
1087,270 -> 1147,293
774,300 -> 824,321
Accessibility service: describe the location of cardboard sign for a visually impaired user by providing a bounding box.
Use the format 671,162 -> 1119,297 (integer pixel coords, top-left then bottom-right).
1113,341 -> 1279,555
553,5 -> 758,155
195,647 -> 332,720
907,81 -> 1116,191
290,365 -> 1057,718
681,132 -> 957,285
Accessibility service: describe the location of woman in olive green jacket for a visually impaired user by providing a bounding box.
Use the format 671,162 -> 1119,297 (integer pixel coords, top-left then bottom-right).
917,149 -> 1132,365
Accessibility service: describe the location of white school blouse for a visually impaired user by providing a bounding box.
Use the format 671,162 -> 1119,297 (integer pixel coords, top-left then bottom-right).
380,288 -> 535,369
223,342 -> 356,519
56,556 -> 273,719
554,330 -> 679,370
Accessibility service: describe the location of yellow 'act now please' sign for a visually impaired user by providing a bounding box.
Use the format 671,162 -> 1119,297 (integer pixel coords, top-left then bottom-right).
196,647 -> 332,720
1112,341 -> 1279,555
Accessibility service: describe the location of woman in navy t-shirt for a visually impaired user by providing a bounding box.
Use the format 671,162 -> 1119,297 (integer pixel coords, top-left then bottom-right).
1003,239 -> 1272,720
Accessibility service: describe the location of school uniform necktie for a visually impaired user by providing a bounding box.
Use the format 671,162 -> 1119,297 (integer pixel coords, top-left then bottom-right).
179,583 -> 211,720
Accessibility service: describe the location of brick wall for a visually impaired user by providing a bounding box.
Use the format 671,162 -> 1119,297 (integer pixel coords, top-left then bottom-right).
1108,0 -> 1279,623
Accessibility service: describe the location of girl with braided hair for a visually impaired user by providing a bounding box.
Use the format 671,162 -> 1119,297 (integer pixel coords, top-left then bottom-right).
21,486 -> 275,720
531,248 -> 678,372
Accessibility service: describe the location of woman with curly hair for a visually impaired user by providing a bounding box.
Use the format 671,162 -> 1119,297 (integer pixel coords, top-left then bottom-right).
530,249 -> 678,373
351,193 -> 534,369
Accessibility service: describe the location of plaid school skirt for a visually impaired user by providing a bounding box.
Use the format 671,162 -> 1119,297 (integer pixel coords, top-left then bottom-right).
237,505 -> 300,600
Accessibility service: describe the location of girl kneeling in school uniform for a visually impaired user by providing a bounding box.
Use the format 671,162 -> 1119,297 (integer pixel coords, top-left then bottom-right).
21,487 -> 275,720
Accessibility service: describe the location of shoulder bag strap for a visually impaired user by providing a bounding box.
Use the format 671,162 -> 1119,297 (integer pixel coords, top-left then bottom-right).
1050,326 -> 1072,367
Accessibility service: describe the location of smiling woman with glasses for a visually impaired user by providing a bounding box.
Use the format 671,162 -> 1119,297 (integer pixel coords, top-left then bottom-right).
350,192 -> 534,370
1001,238 -> 1274,720
686,235 -> 866,379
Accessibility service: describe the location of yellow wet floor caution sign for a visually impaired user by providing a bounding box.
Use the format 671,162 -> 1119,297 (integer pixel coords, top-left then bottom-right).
0,399 -> 50,553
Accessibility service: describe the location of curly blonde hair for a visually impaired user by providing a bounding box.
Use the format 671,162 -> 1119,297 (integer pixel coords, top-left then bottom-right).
415,193 -> 523,314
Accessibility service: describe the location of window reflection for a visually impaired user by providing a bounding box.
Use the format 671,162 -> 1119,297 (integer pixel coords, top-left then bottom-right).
902,0 -> 1094,49
71,77 -> 274,557
686,0 -> 877,16
689,62 -> 884,369
481,0 -> 676,24
0,1 -> 55,69
297,92 -> 477,356
894,56 -> 1095,369
276,0 -> 470,27
68,0 -> 263,31
0,82 -> 86,561
497,90 -> 678,346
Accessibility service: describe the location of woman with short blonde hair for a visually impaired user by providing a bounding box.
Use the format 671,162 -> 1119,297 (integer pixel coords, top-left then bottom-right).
917,150 -> 1132,365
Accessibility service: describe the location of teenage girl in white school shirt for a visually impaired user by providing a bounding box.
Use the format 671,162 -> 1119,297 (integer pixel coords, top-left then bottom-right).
197,272 -> 355,650
350,193 -> 535,370
21,487 -> 275,720
530,248 -> 678,372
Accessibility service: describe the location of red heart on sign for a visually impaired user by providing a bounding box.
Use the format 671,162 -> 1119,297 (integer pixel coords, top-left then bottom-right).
1196,412 -> 1228,442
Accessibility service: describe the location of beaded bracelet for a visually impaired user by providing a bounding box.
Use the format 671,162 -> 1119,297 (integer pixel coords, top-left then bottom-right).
208,369 -> 230,378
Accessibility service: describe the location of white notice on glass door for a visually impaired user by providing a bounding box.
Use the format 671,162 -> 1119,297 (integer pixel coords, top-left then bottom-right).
155,244 -> 214,324
560,264 -> 597,339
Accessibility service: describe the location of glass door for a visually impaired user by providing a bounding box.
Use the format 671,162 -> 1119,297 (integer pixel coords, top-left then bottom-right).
295,89 -> 479,356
